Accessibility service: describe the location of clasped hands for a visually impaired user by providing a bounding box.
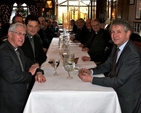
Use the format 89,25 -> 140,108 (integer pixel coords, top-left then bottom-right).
28,63 -> 46,83
78,68 -> 93,82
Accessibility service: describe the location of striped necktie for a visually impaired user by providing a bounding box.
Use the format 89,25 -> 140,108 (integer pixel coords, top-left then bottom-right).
110,48 -> 120,77
15,48 -> 24,71
29,37 -> 35,58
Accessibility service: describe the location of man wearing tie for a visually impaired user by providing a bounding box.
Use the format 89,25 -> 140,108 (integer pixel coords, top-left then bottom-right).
78,18 -> 141,113
0,23 -> 46,113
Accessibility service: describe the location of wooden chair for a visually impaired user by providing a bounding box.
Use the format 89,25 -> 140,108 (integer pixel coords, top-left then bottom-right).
134,41 -> 141,50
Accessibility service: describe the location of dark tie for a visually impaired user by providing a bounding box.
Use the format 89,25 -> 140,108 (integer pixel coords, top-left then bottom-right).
15,49 -> 24,71
29,37 -> 35,57
110,48 -> 120,77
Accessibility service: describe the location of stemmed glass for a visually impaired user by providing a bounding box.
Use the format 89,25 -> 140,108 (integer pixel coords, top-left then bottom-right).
64,60 -> 75,79
63,53 -> 75,79
63,38 -> 70,53
49,59 -> 60,76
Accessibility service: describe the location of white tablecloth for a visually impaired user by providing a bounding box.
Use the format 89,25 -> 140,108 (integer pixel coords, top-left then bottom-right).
23,38 -> 121,113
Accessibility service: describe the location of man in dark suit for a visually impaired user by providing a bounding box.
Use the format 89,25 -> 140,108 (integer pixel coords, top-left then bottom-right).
45,18 -> 55,44
78,18 -> 141,113
79,18 -> 94,48
38,16 -> 50,52
12,14 -> 24,24
70,18 -> 89,45
70,19 -> 77,34
0,23 -> 46,113
21,15 -> 47,94
82,19 -> 111,63
21,15 -> 47,66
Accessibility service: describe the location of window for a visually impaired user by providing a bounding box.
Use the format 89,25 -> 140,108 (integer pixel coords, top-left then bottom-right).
57,0 -> 90,24
9,3 -> 30,24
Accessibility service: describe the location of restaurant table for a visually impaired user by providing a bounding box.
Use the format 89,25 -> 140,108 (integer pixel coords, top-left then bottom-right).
23,38 -> 121,113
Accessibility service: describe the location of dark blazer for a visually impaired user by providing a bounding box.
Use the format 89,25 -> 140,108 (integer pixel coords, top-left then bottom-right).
21,35 -> 47,66
71,24 -> 77,34
0,40 -> 33,113
38,29 -> 50,49
74,25 -> 89,44
45,26 -> 55,44
85,28 -> 110,62
91,40 -> 141,113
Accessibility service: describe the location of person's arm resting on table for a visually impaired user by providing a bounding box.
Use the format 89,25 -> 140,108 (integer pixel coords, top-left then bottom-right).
78,68 -> 93,82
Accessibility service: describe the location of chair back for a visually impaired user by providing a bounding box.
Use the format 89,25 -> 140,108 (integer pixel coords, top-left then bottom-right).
134,41 -> 141,50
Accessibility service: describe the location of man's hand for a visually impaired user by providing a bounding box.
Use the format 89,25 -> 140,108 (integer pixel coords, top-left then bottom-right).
82,47 -> 89,52
82,56 -> 91,61
32,63 -> 40,68
79,68 -> 92,75
70,35 -> 75,41
28,63 -> 39,75
78,68 -> 92,82
79,44 -> 84,47
35,72 -> 46,83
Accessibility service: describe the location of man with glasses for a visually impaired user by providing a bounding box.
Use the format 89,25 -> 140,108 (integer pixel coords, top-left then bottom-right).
70,18 -> 89,45
82,19 -> 111,64
0,23 -> 46,113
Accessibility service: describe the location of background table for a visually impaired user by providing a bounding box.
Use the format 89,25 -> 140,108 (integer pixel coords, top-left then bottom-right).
23,38 -> 121,113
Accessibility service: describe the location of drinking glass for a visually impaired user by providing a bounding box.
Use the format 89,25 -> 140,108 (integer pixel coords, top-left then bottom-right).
64,60 -> 75,79
62,52 -> 68,65
68,53 -> 75,63
49,59 -> 60,76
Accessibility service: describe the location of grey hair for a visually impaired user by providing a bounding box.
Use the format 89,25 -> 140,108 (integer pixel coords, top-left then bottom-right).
91,19 -> 100,24
109,18 -> 131,32
76,18 -> 85,24
8,23 -> 26,32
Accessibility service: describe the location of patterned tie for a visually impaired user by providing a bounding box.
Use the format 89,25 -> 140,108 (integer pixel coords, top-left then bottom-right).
15,49 -> 24,71
110,48 -> 120,77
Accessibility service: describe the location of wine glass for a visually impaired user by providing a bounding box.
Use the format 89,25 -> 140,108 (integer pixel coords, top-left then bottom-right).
68,53 -> 75,63
64,59 -> 75,79
62,52 -> 68,65
49,59 -> 60,76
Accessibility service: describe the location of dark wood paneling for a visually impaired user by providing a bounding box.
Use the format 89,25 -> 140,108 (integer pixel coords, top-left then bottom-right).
96,0 -> 107,23
116,0 -> 129,19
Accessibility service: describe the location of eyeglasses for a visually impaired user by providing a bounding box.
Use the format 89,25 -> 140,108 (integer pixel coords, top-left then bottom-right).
11,31 -> 26,37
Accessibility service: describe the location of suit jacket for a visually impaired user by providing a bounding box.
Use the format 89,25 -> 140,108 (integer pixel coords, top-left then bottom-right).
74,25 -> 89,44
85,28 -> 110,62
91,40 -> 141,113
0,40 -> 33,113
45,26 -> 55,44
71,24 -> 77,34
21,35 -> 47,66
38,29 -> 50,49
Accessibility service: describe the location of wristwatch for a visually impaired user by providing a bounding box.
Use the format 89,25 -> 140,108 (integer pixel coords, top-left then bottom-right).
35,68 -> 44,74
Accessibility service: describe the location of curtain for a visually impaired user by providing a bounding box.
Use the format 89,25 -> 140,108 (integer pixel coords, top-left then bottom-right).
28,4 -> 39,16
0,4 -> 13,23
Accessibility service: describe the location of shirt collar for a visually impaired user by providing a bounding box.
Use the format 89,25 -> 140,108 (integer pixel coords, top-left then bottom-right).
15,48 -> 18,51
26,33 -> 33,38
118,40 -> 129,52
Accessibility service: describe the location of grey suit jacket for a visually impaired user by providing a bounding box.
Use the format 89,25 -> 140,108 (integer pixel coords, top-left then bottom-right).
0,40 -> 33,113
91,40 -> 141,113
